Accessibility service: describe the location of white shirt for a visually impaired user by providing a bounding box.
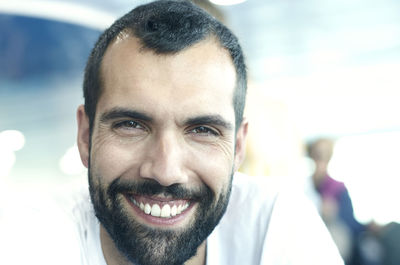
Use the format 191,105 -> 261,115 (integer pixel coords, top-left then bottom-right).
208,173 -> 343,265
0,173 -> 343,265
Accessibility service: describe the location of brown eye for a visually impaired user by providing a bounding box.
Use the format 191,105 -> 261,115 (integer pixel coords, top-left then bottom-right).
190,126 -> 219,136
113,120 -> 146,132
121,120 -> 140,129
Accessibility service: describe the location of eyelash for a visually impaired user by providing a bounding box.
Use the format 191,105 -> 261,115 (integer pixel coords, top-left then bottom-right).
189,126 -> 219,136
113,120 -> 145,130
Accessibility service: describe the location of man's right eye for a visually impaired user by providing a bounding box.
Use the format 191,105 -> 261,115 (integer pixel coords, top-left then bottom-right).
115,120 -> 140,128
113,120 -> 147,132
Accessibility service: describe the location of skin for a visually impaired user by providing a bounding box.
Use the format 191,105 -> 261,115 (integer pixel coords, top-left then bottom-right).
77,36 -> 248,265
310,139 -> 334,187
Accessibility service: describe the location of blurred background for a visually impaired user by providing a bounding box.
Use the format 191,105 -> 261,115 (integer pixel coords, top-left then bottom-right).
1,0 -> 399,264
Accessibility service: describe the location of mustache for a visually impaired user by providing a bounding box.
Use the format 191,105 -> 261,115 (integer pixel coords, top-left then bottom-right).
107,177 -> 213,202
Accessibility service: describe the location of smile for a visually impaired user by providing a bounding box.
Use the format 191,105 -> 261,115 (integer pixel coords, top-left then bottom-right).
128,196 -> 190,219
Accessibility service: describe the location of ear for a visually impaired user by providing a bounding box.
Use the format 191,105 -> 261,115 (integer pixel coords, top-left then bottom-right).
77,105 -> 90,168
233,118 -> 248,172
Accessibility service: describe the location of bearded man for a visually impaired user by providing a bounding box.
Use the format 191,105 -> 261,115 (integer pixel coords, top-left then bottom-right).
72,1 -> 344,265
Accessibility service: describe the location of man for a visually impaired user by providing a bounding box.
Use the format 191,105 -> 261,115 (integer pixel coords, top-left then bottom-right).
74,1 -> 343,265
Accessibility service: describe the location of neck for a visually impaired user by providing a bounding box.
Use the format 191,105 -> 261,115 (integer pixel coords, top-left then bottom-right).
100,225 -> 206,265
186,240 -> 206,265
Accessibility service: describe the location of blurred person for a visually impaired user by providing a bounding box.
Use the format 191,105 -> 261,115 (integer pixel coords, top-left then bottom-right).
354,220 -> 400,265
1,1 -> 344,265
307,138 -> 364,264
380,222 -> 400,265
356,221 -> 383,265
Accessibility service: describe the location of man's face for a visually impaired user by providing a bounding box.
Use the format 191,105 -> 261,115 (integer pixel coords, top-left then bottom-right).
77,36 -> 247,265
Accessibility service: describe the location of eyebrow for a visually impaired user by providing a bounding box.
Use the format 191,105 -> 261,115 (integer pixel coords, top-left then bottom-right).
184,115 -> 234,131
99,108 -> 153,123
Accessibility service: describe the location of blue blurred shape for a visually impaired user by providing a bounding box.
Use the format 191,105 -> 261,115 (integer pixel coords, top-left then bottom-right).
0,14 -> 100,83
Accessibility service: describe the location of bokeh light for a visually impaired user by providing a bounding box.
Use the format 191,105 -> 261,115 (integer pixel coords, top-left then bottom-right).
0,130 -> 25,178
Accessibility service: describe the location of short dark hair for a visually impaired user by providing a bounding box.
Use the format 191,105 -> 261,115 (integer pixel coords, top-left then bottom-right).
83,0 -> 247,131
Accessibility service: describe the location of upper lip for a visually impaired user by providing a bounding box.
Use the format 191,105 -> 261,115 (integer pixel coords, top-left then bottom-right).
127,193 -> 191,202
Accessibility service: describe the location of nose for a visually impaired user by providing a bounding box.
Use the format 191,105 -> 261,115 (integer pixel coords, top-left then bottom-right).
139,131 -> 188,186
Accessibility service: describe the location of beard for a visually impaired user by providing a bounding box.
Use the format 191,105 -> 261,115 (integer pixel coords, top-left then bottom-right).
88,166 -> 233,265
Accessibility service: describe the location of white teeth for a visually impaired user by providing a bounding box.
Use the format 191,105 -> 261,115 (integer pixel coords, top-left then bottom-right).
150,204 -> 161,217
171,205 -> 177,217
130,197 -> 190,218
144,203 -> 151,214
161,204 -> 171,218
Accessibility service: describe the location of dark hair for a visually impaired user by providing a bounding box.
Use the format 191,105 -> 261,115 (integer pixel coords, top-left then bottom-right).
83,0 -> 247,131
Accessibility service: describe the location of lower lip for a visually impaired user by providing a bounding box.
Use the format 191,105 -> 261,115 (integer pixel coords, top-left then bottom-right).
124,195 -> 195,227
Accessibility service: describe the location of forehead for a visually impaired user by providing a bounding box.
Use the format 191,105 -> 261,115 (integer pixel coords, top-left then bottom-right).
98,36 -> 237,121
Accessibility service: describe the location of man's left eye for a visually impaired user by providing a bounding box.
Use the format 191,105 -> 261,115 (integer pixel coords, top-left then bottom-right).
189,126 -> 219,136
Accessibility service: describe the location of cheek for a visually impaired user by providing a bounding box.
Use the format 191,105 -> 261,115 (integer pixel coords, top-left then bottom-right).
90,139 -> 142,184
187,145 -> 234,196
